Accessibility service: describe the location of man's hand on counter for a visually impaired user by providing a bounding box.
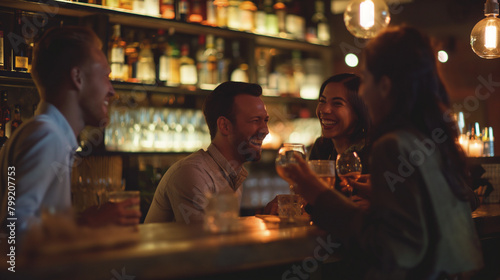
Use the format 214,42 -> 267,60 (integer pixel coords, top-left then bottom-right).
78,198 -> 142,227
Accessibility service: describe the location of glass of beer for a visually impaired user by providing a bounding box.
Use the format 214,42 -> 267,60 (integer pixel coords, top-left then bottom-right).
308,160 -> 336,189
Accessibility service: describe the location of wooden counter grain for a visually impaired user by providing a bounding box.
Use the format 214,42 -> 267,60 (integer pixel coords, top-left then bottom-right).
5,204 -> 499,280
10,216 -> 331,280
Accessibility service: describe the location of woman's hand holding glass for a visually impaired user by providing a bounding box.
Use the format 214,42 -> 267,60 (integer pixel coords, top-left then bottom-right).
336,152 -> 363,197
281,155 -> 330,205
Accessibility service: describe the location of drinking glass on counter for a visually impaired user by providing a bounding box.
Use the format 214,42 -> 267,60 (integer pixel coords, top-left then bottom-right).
277,194 -> 303,223
108,190 -> 140,211
275,143 -> 306,194
308,160 -> 336,189
336,152 -> 362,197
204,192 -> 240,233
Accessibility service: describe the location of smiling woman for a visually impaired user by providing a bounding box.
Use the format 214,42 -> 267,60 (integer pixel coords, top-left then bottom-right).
308,73 -> 371,192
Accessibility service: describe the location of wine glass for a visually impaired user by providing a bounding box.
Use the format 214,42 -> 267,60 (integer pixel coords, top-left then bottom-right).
308,160 -> 336,189
336,152 -> 362,197
275,143 -> 306,194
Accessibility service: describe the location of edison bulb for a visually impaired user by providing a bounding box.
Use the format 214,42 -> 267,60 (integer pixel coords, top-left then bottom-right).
471,15 -> 500,59
344,0 -> 391,39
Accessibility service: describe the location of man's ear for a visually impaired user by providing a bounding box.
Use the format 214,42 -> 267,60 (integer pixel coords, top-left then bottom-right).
70,66 -> 83,91
217,116 -> 232,136
379,75 -> 392,100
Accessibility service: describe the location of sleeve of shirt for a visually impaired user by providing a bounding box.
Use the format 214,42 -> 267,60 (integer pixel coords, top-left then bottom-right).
170,163 -> 214,224
358,133 -> 428,271
309,133 -> 429,272
8,122 -> 71,232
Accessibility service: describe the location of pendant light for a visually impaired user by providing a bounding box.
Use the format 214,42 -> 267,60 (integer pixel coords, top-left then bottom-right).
344,0 -> 391,39
471,0 -> 500,59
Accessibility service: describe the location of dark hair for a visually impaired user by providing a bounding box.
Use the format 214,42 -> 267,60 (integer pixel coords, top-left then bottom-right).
319,73 -> 371,144
31,26 -> 102,94
363,26 -> 469,201
203,81 -> 263,139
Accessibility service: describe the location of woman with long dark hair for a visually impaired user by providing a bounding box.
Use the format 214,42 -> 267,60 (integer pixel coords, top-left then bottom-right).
285,26 -> 483,279
309,73 -> 371,194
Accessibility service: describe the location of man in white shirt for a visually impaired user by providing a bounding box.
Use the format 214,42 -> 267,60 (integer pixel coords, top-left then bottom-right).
145,82 -> 269,223
0,27 -> 141,235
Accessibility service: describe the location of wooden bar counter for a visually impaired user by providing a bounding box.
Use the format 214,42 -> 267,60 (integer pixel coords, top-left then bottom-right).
3,204 -> 499,280
7,216 -> 335,280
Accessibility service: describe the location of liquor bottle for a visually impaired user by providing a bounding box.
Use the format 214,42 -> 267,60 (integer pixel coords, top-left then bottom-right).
285,0 -> 304,39
177,0 -> 189,21
158,40 -> 169,84
240,1 -> 257,32
124,29 -> 140,82
136,32 -> 156,84
133,0 -> 146,14
254,0 -> 267,34
0,123 -> 7,148
179,43 -> 198,85
199,34 -> 218,89
109,25 -> 126,81
274,0 -> 286,35
214,0 -> 229,28
0,91 -> 10,125
10,104 -> 22,134
483,127 -> 495,157
215,37 -> 228,84
196,35 -> 206,85
227,0 -> 241,30
205,0 -> 217,26
264,0 -> 278,35
105,0 -> 120,8
312,0 -> 330,44
189,0 -> 204,23
144,0 -> 160,16
229,40 -> 249,82
0,90 -> 10,141
291,50 -> 304,97
256,48 -> 269,89
0,19 -> 4,70
166,39 -> 181,86
160,0 -> 176,19
12,11 -> 29,72
120,0 -> 134,9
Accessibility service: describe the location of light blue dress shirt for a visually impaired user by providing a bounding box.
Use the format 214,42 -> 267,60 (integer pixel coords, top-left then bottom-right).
0,102 -> 78,234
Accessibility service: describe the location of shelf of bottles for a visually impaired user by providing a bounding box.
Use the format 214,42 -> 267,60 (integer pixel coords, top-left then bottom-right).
0,0 -> 329,153
456,112 -> 495,158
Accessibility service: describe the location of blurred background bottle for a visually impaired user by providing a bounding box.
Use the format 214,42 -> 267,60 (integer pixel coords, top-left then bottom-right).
229,40 -> 248,82
264,0 -> 278,35
188,0 -> 204,23
10,104 -> 22,134
177,0 -> 189,21
12,10 -> 29,72
179,43 -> 198,86
109,24 -> 126,81
160,0 -> 176,19
309,0 -> 330,44
0,90 -> 10,142
227,0 -> 242,30
483,127 -> 495,157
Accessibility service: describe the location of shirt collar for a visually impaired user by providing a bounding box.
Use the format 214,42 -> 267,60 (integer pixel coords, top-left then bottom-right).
207,143 -> 249,190
37,101 -> 79,152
